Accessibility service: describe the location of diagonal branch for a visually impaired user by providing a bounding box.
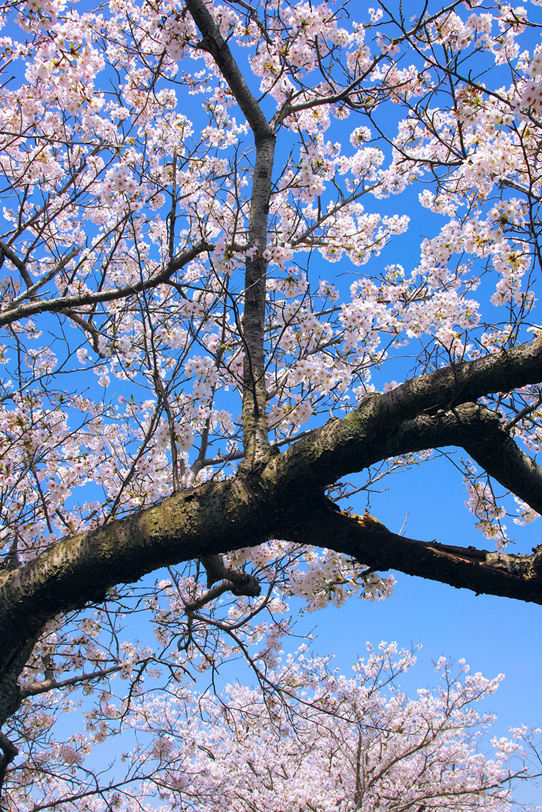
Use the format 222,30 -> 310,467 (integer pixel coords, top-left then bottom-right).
0,241 -> 211,328
386,403 -> 542,515
461,414 -> 542,515
273,337 -> 542,491
6,246 -> 80,307
185,0 -> 273,142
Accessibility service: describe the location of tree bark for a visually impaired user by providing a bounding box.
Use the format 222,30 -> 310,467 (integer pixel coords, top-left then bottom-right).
1,338 -> 542,727
185,0 -> 277,460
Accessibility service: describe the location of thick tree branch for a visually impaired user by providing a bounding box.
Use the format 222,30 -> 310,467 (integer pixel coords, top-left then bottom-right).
185,0 -> 273,142
372,403 -> 542,515
385,338 -> 542,419
2,339 -> 542,727
199,553 -> 261,596
0,730 -> 18,796
295,501 -> 542,604
272,337 -> 542,491
461,413 -> 542,513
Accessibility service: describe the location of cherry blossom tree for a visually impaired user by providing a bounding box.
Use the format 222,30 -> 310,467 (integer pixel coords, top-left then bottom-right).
1,0 -> 542,804
6,643 -> 538,810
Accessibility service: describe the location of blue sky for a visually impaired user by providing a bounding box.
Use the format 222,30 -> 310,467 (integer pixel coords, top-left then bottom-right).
300,453 -> 542,806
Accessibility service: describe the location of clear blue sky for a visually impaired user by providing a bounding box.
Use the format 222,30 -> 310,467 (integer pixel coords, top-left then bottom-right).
299,454 -> 542,806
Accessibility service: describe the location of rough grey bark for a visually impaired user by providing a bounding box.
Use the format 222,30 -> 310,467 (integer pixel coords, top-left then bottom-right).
242,136 -> 275,461
2,338 -> 542,728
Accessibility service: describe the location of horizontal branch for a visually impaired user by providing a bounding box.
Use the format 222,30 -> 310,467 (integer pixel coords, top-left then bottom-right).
296,500 -> 542,604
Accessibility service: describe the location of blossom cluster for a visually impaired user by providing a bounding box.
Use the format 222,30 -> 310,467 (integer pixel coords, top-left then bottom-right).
7,643 -> 533,810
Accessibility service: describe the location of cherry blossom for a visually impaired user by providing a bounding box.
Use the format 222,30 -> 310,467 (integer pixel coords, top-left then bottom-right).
0,0 -> 542,805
